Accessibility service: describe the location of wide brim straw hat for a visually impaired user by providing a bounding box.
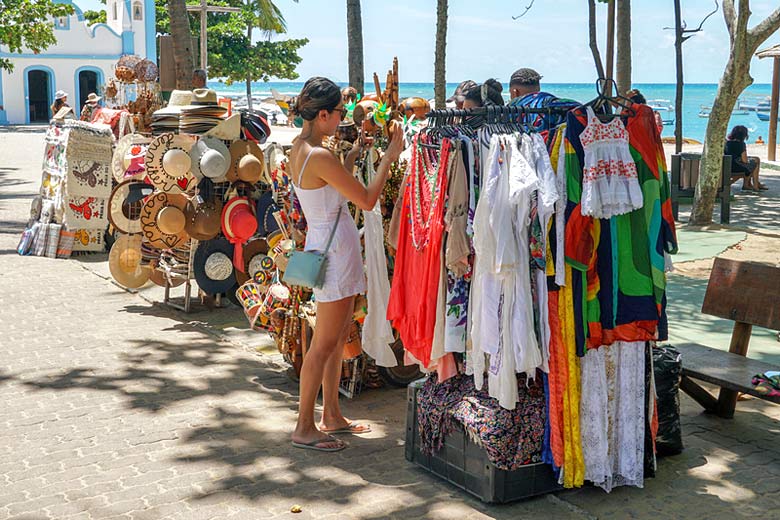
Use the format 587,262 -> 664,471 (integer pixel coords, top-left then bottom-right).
193,238 -> 236,295
145,133 -> 197,193
154,90 -> 192,115
86,93 -> 101,104
228,140 -> 264,184
108,234 -> 150,289
140,192 -> 190,249
190,137 -> 230,181
235,237 -> 270,285
205,113 -> 241,141
55,90 -> 68,100
112,134 -> 152,182
184,194 -> 222,241
108,179 -> 151,235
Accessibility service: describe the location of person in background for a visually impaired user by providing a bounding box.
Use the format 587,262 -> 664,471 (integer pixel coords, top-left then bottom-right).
756,135 -> 765,145
627,88 -> 664,135
447,80 -> 477,109
462,79 -> 505,109
725,125 -> 768,191
508,68 -> 577,131
341,86 -> 358,105
50,90 -> 70,118
192,69 -> 207,89
80,92 -> 102,122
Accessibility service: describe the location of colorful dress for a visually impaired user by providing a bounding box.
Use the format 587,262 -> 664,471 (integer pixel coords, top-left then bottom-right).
579,107 -> 643,218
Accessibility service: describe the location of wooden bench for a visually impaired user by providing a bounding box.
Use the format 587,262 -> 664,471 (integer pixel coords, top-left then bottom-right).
670,153 -> 732,224
678,257 -> 780,418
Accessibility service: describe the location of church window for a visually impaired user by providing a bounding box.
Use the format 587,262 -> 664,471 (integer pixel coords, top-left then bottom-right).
112,2 -> 117,20
133,2 -> 143,21
55,16 -> 69,30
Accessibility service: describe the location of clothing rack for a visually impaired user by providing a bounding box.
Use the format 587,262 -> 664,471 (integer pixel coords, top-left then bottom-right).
425,104 -> 571,120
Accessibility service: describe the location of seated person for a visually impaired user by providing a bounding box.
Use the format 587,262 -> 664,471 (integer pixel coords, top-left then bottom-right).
80,93 -> 102,122
462,79 -> 504,109
724,125 -> 767,191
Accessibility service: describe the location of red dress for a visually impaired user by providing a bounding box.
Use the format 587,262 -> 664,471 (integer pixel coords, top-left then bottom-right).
387,137 -> 450,368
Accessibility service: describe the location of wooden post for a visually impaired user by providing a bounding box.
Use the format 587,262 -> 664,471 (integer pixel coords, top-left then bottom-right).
605,0 -> 615,95
716,321 -> 753,418
768,57 -> 779,162
199,0 -> 207,70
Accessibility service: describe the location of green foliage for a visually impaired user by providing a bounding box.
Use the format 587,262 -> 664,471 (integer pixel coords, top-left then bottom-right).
210,36 -> 308,84
83,9 -> 107,25
0,0 -> 75,72
156,0 -> 306,83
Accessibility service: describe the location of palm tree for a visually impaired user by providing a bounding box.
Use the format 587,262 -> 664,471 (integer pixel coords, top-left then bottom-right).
168,0 -> 195,89
346,0 -> 364,95
615,0 -> 631,94
434,0 -> 447,109
243,0 -> 291,111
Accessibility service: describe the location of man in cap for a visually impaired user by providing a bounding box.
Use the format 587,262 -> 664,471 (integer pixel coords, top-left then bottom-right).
508,67 -> 578,132
447,80 -> 477,109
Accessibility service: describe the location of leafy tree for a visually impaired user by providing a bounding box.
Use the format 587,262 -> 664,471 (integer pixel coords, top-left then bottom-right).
691,1 -> 780,224
83,10 -> 107,25
0,0 -> 74,72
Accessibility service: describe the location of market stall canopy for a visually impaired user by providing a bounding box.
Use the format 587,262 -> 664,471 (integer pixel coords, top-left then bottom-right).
756,44 -> 780,161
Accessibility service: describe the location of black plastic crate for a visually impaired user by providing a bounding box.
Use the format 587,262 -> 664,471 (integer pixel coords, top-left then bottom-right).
404,378 -> 562,503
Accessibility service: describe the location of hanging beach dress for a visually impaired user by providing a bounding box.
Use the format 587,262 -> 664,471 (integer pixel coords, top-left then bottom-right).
579,107 -> 643,218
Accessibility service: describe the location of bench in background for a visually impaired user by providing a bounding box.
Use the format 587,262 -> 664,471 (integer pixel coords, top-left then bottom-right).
670,153 -> 732,224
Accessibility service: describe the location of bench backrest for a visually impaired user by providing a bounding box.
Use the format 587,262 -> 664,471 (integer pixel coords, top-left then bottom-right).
702,257 -> 780,330
670,154 -> 732,191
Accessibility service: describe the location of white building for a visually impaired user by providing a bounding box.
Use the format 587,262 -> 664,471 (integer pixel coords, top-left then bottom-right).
0,0 -> 156,124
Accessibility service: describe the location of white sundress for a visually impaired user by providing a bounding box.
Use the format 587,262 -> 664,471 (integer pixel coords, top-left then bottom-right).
579,107 -> 643,218
292,147 -> 366,303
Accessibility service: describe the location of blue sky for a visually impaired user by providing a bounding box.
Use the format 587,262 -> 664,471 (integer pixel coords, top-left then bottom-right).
79,0 -> 780,84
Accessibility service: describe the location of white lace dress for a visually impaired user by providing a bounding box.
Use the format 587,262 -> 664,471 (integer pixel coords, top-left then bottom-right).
580,341 -> 646,492
579,107 -> 643,218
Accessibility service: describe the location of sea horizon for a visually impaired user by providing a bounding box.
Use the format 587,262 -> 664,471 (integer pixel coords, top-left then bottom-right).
209,80 -> 778,142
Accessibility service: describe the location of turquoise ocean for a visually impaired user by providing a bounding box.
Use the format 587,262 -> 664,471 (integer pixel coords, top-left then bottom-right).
208,81 -> 776,143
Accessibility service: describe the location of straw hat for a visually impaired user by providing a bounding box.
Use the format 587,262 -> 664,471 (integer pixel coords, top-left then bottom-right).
86,93 -> 101,104
108,234 -> 150,289
108,179 -> 151,235
229,140 -> 264,184
145,133 -> 196,193
190,137 -> 230,181
204,113 -> 241,141
140,192 -> 190,249
184,194 -> 222,241
221,195 -> 257,272
112,134 -> 152,182
55,90 -> 68,100
154,90 -> 192,115
193,238 -> 236,295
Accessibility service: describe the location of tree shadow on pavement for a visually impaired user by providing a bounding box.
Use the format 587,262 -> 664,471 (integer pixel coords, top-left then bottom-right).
14,301 -> 780,518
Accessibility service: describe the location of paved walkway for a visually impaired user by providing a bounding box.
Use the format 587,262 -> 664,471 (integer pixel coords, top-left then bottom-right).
2,131 -> 780,519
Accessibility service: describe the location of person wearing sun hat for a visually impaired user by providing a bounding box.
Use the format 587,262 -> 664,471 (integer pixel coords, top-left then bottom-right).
50,90 -> 70,118
80,92 -> 102,122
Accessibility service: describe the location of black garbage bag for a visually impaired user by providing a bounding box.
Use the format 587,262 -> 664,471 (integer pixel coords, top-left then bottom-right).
653,345 -> 684,456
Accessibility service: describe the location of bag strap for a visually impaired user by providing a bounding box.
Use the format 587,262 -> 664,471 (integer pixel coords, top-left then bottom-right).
323,207 -> 342,254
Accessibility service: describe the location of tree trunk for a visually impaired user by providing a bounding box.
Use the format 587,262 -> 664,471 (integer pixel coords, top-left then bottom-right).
673,0 -> 684,153
588,0 -> 605,81
346,0 -> 364,95
246,25 -> 253,111
168,0 -> 194,90
434,0 -> 448,109
615,0 -> 631,94
691,56 -> 752,224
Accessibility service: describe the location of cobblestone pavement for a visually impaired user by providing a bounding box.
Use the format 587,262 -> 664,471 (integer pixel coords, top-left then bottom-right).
2,130 -> 780,520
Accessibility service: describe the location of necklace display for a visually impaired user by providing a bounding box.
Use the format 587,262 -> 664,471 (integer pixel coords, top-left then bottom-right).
409,136 -> 448,251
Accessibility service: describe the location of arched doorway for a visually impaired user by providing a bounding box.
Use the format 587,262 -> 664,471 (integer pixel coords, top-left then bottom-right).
77,69 -> 99,114
26,69 -> 53,123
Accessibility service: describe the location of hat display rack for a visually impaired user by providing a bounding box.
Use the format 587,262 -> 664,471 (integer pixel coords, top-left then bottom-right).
102,54 -> 163,134
107,89 -> 279,314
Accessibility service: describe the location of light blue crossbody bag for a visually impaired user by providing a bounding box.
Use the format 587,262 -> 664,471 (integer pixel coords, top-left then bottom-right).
282,146 -> 342,289
282,208 -> 341,289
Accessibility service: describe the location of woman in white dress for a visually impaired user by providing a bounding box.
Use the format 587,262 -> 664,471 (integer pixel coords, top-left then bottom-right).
289,77 -> 403,452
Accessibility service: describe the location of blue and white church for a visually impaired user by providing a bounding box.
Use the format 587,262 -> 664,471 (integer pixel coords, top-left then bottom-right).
0,0 -> 156,124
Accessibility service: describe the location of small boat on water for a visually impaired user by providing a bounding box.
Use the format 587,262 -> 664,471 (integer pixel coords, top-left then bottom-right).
647,99 -> 674,112
699,105 -> 711,118
756,111 -> 780,122
738,96 -> 771,112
